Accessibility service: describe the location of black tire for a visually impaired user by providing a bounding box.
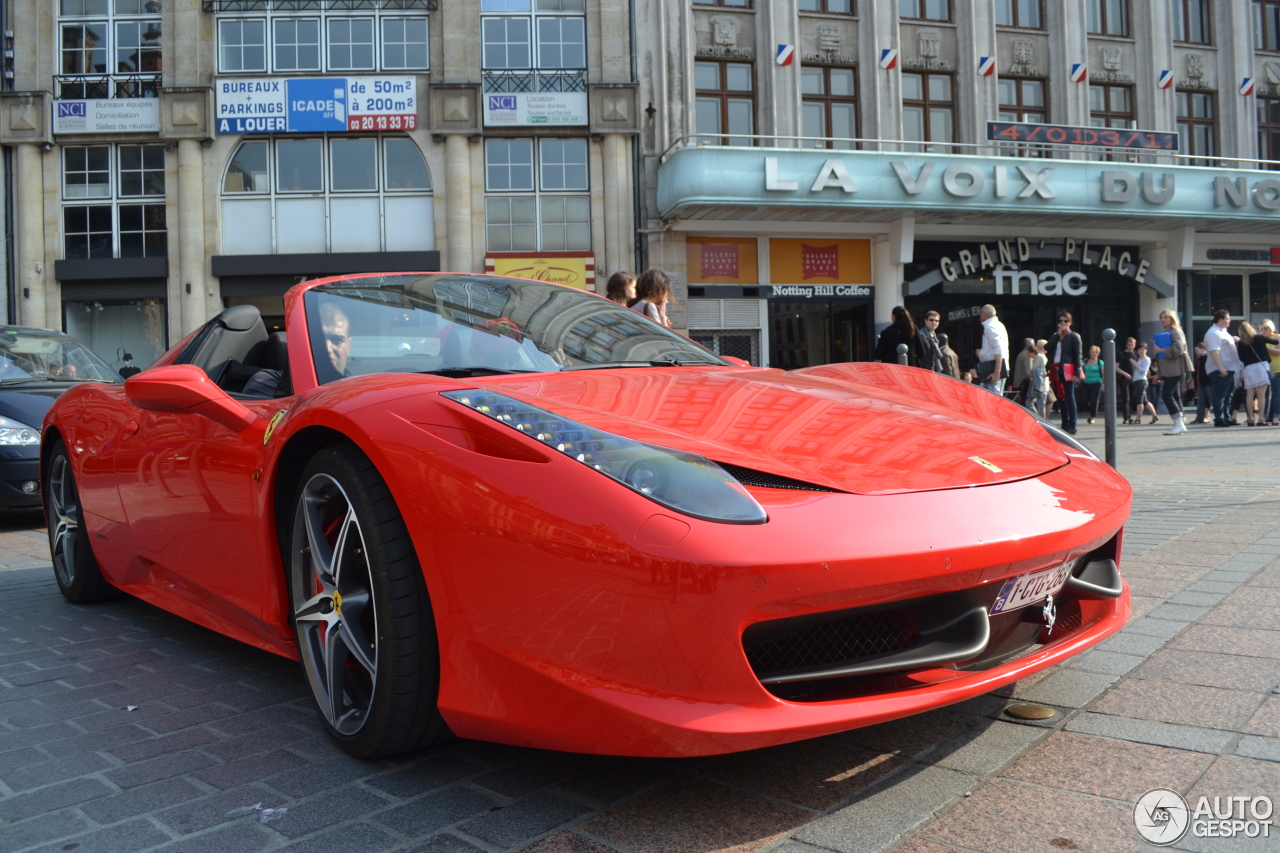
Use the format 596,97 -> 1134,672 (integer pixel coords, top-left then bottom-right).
287,444 -> 449,757
45,440 -> 119,603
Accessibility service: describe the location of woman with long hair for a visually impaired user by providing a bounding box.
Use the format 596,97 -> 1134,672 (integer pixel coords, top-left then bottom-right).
1150,308 -> 1192,434
1238,321 -> 1280,426
604,271 -> 636,306
1261,319 -> 1280,426
630,268 -> 675,328
873,305 -> 924,367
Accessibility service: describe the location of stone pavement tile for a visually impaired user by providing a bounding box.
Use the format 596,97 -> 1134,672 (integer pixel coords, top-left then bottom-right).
80,776 -> 206,823
0,748 -> 114,791
1146,604 -> 1212,623
1121,617 -> 1188,639
276,822 -> 401,853
932,721 -> 1046,777
580,777 -> 811,853
1067,649 -> 1146,676
363,754 -> 483,800
836,709 -> 978,760
1199,603 -> 1280,632
1171,625 -> 1280,660
266,754 -> 380,798
1129,597 -> 1167,620
374,784 -> 499,838
202,722 -> 314,763
515,830 -> 621,853
1234,736 -> 1280,763
155,783 -> 287,836
23,817 -> 172,853
205,703 -> 314,738
1,696 -> 112,728
0,776 -> 114,821
1099,632 -> 1170,657
1090,679 -> 1266,730
1242,696 -> 1280,737
142,700 -> 240,734
1186,581 -> 1240,594
402,834 -> 489,853
873,839 -> 961,853
0,810 -> 93,853
148,822 -> 275,853
1016,668 -> 1120,708
268,786 -> 394,839
103,746 -> 217,789
1124,577 -> 1188,599
472,753 -> 585,799
194,748 -> 312,791
1222,586 -> 1280,607
459,792 -> 590,850
790,803 -> 923,853
1065,713 -> 1236,754
551,756 -> 674,809
107,726 -> 220,763
1169,591 -> 1228,607
1186,754 -> 1280,808
1000,731 -> 1213,802
916,779 -> 1133,853
699,736 -> 905,811
1131,649 -> 1280,691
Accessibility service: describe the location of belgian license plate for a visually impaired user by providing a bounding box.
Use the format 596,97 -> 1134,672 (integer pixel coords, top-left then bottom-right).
991,563 -> 1074,614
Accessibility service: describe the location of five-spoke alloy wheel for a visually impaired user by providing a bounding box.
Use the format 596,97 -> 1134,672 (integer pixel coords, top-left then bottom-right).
45,439 -> 118,603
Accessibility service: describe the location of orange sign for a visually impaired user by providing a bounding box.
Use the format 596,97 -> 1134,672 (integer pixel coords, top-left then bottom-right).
770,239 -> 871,284
685,237 -> 759,284
486,253 -> 595,290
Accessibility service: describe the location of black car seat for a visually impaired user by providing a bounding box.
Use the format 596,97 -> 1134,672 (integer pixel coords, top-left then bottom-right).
185,305 -> 269,391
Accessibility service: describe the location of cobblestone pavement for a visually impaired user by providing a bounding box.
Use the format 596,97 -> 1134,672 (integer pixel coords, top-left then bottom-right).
1,420 -> 1277,853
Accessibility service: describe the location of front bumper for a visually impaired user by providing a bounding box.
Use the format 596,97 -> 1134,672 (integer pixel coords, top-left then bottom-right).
0,450 -> 42,509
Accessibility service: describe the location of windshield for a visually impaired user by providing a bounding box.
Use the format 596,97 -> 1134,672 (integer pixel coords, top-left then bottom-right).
303,274 -> 726,384
0,328 -> 120,383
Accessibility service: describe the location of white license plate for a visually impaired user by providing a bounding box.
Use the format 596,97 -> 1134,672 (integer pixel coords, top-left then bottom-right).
991,563 -> 1074,614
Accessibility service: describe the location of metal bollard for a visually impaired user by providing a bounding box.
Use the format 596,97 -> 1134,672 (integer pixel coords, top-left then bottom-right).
1102,328 -> 1117,469
896,343 -> 908,366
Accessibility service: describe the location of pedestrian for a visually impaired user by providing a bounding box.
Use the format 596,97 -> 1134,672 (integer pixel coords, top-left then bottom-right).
1012,337 -> 1035,403
604,271 -> 636,305
1204,309 -> 1241,427
937,332 -> 961,378
1082,345 -> 1105,424
629,269 -> 674,328
1261,319 -> 1280,426
1129,342 -> 1159,425
918,311 -> 944,372
1116,337 -> 1137,424
1238,321 -> 1278,426
976,303 -> 1009,395
1026,340 -> 1049,420
874,306 -> 924,366
1191,342 -> 1212,424
1150,308 -> 1192,435
1049,311 -> 1084,434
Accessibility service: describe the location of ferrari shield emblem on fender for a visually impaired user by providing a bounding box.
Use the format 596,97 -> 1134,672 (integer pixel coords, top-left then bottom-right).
968,456 -> 1003,473
263,409 -> 287,446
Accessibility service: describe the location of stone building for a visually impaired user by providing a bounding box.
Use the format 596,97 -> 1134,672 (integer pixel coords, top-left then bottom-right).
0,0 -> 638,369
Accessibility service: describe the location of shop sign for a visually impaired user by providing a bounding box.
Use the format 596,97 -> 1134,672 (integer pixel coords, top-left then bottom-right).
769,238 -> 872,285
483,93 -> 587,127
939,237 -> 1150,289
485,252 -> 595,290
1202,247 -> 1280,264
686,237 -> 759,284
769,285 -> 872,298
53,99 -> 159,134
215,77 -> 416,134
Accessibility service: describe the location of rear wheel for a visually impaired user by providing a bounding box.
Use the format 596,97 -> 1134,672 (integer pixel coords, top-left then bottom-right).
45,441 -> 119,603
288,445 -> 448,757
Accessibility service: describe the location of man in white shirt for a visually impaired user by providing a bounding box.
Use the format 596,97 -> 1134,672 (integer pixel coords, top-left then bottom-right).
977,304 -> 1009,396
1204,309 -> 1242,426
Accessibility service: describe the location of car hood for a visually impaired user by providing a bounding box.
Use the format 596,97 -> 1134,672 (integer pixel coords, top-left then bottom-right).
483,363 -> 1068,495
0,384 -> 71,429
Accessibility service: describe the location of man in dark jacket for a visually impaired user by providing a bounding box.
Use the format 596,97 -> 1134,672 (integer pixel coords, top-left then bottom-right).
1049,311 -> 1084,434
918,311 -> 944,372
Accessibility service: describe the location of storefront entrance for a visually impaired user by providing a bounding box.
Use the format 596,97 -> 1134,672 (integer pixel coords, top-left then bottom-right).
769,299 -> 872,369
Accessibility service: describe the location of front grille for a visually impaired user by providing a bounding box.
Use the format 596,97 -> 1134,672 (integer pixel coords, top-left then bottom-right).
718,463 -> 841,493
744,609 -> 917,678
1050,598 -> 1083,637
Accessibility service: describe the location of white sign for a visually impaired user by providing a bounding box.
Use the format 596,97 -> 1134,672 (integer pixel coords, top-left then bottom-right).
769,285 -> 872,298
483,92 -> 588,126
53,99 -> 160,134
215,77 -> 417,134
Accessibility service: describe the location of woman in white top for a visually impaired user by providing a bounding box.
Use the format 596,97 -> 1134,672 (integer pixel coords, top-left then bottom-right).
1131,344 -> 1159,425
628,269 -> 675,328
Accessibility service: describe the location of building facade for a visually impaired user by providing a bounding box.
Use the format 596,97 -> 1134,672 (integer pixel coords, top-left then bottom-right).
0,0 -> 638,370
638,0 -> 1280,370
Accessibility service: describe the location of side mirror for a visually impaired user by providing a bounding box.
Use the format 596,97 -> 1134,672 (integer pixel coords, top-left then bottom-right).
722,356 -> 751,368
125,365 -> 262,433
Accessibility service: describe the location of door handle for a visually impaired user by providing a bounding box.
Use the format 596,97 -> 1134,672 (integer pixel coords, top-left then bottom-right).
124,420 -> 140,438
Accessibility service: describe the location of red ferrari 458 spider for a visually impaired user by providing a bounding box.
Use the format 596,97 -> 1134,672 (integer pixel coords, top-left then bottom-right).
42,273 -> 1131,758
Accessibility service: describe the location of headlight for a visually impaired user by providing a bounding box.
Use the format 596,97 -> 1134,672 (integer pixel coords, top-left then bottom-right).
443,390 -> 768,524
1038,419 -> 1098,460
0,416 -> 39,446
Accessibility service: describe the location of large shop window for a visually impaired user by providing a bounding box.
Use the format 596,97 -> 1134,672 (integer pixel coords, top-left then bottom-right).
220,136 -> 434,254
902,71 -> 954,153
696,61 -> 755,146
1259,0 -> 1280,51
1260,96 -> 1280,168
57,0 -> 162,99
1087,0 -> 1130,36
62,144 -> 167,260
996,0 -> 1042,28
215,3 -> 428,73
483,138 -> 590,252
900,0 -> 950,21
64,290 -> 167,371
1177,90 -> 1217,166
481,0 -> 585,95
1172,0 -> 1211,43
801,66 -> 858,148
1250,272 -> 1280,326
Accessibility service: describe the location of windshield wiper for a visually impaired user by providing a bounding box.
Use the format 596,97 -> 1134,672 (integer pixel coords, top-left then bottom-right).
563,357 -> 718,371
419,367 -> 546,378
0,377 -> 37,385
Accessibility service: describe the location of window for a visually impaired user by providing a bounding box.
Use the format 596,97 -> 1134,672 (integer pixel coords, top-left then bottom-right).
695,61 -> 755,146
220,137 -> 434,255
484,138 -> 590,251
1172,0 -> 1210,42
801,66 -> 858,148
216,5 -> 428,73
996,0 -> 1042,28
692,0 -> 752,7
1089,83 -> 1134,160
799,0 -> 853,14
997,78 -> 1047,155
1259,95 -> 1280,168
481,3 -> 585,94
1087,0 -> 1130,36
1177,91 -> 1216,165
902,71 -> 953,151
1256,0 -> 1280,51
62,144 -> 167,261
57,0 -> 162,99
899,0 -> 950,21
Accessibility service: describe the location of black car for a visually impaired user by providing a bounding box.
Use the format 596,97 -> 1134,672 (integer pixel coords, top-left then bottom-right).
0,326 -> 120,509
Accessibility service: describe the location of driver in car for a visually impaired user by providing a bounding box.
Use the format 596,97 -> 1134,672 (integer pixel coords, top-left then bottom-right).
243,302 -> 352,397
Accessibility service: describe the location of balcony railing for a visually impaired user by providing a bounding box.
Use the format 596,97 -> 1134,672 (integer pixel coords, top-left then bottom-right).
55,74 -> 162,100
203,0 -> 435,10
482,69 -> 586,95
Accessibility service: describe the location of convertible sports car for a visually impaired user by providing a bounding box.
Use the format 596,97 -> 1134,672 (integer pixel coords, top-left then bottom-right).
42,273 -> 1131,758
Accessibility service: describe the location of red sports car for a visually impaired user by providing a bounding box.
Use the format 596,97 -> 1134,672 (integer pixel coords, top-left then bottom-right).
42,273 -> 1130,758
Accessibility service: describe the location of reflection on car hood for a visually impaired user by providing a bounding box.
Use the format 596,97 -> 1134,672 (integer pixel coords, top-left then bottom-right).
0,385 -> 69,430
484,363 -> 1067,495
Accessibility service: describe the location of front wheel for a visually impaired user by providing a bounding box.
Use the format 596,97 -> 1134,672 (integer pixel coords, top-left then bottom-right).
45,440 -> 119,603
288,445 -> 448,757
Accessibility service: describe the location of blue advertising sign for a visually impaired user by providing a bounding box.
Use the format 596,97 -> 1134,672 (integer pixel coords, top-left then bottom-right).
216,76 -> 416,134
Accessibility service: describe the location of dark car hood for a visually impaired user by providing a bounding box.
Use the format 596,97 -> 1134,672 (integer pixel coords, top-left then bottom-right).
484,363 -> 1068,495
0,383 -> 75,429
